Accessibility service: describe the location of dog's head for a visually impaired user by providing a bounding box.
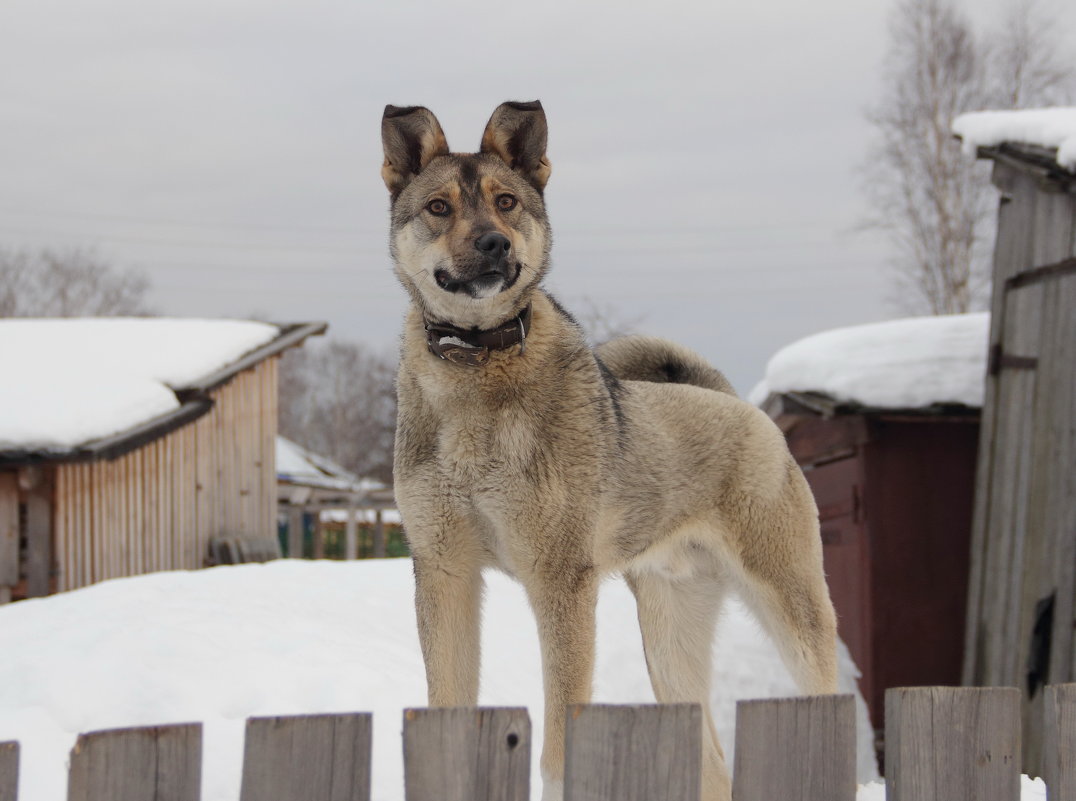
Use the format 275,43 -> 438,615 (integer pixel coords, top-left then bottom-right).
381,101 -> 553,329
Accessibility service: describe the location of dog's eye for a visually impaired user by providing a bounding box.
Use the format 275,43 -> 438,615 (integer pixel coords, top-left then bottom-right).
496,194 -> 518,211
425,199 -> 450,216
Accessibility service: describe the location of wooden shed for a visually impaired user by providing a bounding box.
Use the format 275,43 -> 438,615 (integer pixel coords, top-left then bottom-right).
954,116 -> 1076,769
0,318 -> 325,603
276,435 -> 396,560
755,312 -> 989,746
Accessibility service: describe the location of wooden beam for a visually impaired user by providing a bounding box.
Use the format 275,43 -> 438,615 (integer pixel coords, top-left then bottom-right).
0,740 -> 17,801
345,506 -> 358,561
1043,684 -> 1076,800
288,507 -> 303,559
564,704 -> 700,801
240,714 -> 371,801
733,695 -> 856,801
373,510 -> 385,559
0,473 -> 17,604
885,687 -> 1020,801
67,724 -> 201,801
403,707 -> 530,801
312,514 -> 324,560
24,481 -> 51,598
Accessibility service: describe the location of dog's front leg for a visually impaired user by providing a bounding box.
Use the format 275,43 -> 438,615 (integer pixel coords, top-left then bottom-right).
522,558 -> 599,801
413,554 -> 483,706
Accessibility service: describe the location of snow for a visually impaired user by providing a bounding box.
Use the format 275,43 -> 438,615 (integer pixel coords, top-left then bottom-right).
953,107 -> 1076,171
0,558 -> 882,800
748,313 -> 989,409
0,318 -> 280,453
276,435 -> 377,493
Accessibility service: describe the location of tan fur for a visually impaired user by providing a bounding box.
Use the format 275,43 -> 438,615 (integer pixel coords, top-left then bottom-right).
382,101 -> 838,801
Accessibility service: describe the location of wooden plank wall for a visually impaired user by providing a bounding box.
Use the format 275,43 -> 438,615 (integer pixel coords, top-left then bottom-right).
964,162 -> 1076,770
52,357 -> 279,592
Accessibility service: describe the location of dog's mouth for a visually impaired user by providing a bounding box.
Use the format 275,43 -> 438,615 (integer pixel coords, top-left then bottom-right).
434,263 -> 522,297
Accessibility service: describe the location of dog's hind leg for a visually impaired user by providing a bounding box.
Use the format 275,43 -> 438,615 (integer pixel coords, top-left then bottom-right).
625,565 -> 732,801
728,466 -> 839,696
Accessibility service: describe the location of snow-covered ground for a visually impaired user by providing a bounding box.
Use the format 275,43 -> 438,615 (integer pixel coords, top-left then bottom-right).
953,106 -> 1076,171
0,558 -> 880,800
0,318 -> 279,452
749,312 -> 989,409
0,559 -> 1050,800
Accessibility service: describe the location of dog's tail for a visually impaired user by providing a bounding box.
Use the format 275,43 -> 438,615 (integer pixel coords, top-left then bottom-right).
596,335 -> 737,397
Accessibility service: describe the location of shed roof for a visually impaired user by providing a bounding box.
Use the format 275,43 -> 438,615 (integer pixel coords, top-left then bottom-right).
276,436 -> 391,509
953,107 -> 1076,189
276,436 -> 383,494
0,318 -> 326,463
750,312 -> 989,418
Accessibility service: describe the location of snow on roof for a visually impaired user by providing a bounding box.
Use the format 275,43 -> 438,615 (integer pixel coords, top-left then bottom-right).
952,107 -> 1076,171
749,313 -> 989,410
276,436 -> 384,494
0,318 -> 280,453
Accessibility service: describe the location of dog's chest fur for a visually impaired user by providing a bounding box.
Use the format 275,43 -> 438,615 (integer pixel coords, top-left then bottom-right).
394,297 -> 623,567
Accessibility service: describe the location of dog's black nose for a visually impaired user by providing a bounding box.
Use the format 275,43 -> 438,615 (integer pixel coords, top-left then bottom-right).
475,231 -> 511,262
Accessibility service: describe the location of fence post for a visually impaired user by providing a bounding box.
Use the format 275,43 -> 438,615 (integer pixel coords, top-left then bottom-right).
885,686 -> 1020,801
1044,684 -> 1076,801
403,707 -> 530,801
0,741 -> 17,801
732,694 -> 856,801
66,724 -> 201,801
563,703 -> 701,801
239,713 -> 372,801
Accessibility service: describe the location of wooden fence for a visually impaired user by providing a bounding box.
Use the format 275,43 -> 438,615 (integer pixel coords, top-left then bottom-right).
1,685 -> 1073,801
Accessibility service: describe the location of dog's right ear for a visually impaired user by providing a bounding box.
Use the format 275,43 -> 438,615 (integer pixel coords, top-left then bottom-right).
381,105 -> 450,198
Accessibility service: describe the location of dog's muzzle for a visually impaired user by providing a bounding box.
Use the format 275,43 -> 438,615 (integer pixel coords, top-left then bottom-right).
433,232 -> 521,297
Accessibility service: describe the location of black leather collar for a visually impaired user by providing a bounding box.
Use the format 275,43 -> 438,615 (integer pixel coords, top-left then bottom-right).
424,305 -> 532,367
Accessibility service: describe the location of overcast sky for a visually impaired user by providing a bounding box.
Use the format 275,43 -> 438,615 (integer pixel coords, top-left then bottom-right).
1,0 -> 1073,394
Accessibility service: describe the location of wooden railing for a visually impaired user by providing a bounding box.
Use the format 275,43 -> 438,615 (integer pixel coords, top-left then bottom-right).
1,685 -> 1073,800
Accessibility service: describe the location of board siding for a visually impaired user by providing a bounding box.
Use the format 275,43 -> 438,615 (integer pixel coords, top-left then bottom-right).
964,161 -> 1076,773
52,358 -> 280,591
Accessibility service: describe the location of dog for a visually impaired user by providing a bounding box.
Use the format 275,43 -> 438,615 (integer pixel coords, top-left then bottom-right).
381,100 -> 838,801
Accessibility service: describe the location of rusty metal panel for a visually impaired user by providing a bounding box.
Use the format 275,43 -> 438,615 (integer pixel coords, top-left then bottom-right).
806,456 -> 872,722
797,417 -> 979,736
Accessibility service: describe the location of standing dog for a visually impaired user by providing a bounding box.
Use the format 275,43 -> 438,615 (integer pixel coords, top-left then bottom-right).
382,100 -> 838,801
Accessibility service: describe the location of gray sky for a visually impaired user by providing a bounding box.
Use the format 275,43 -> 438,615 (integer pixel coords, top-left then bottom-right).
2,0 -> 1072,393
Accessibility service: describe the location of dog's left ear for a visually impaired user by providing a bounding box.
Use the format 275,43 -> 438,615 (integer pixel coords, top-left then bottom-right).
480,100 -> 552,193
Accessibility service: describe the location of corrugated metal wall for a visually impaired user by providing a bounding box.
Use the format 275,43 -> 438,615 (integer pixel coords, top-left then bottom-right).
52,357 -> 279,592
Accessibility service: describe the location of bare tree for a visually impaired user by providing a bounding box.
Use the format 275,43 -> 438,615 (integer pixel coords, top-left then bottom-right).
279,340 -> 397,484
986,0 -> 1076,108
0,247 -> 150,317
864,0 -> 990,315
863,0 -> 1075,315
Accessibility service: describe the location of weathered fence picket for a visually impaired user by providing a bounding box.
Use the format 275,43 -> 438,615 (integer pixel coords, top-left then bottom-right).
239,713 -> 372,801
733,694 -> 856,801
402,706 -> 530,801
886,686 -> 1021,801
1044,684 -> 1076,801
0,687 -> 1072,801
0,741 -> 17,801
66,723 -> 202,801
563,703 -> 701,801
